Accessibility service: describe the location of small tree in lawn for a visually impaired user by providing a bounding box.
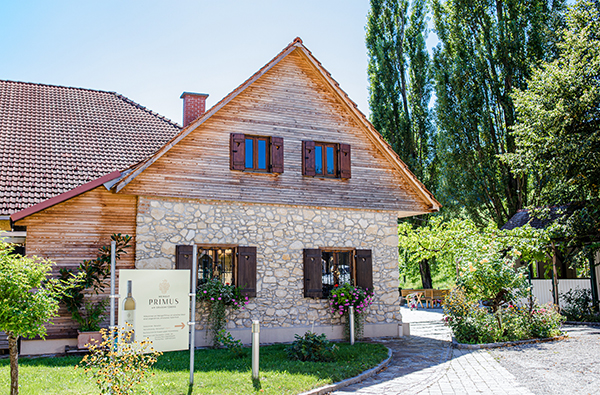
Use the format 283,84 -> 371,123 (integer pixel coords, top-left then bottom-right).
0,239 -> 79,395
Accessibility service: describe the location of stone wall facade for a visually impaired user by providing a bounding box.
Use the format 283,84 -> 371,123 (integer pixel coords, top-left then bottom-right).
135,196 -> 401,338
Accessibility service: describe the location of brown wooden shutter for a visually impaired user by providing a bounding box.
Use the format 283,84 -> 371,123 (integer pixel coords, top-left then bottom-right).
270,136 -> 284,173
303,248 -> 322,298
339,143 -> 351,179
176,245 -> 195,289
176,245 -> 194,270
355,249 -> 373,293
230,133 -> 246,170
302,140 -> 315,176
237,246 -> 257,297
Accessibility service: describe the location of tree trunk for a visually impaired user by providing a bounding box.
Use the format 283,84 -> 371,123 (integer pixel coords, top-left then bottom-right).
8,333 -> 18,395
419,259 -> 433,289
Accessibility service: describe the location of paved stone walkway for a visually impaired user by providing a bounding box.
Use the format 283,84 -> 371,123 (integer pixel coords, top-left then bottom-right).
332,307 -> 533,395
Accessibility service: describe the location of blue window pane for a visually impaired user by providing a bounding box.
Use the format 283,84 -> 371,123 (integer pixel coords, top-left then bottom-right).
258,139 -> 267,169
326,146 -> 335,174
315,146 -> 323,174
245,139 -> 253,168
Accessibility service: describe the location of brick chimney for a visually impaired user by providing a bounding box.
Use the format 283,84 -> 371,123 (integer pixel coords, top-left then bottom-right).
180,92 -> 209,128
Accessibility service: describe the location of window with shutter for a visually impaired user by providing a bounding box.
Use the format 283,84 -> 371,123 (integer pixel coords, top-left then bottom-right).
302,140 -> 351,179
304,248 -> 373,298
176,244 -> 257,297
230,133 -> 283,174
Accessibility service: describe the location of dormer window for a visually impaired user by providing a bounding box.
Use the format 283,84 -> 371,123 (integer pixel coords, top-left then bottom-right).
230,133 -> 283,173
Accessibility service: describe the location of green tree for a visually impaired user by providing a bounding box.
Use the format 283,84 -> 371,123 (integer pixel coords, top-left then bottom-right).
366,0 -> 412,162
0,240 -> 78,395
506,0 -> 600,206
431,0 -> 565,226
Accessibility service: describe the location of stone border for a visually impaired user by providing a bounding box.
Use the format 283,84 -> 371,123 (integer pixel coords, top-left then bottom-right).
297,346 -> 393,395
565,320 -> 600,327
452,334 -> 568,350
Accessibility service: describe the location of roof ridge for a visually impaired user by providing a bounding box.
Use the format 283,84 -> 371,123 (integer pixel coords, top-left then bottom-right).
0,79 -> 182,129
113,93 -> 182,129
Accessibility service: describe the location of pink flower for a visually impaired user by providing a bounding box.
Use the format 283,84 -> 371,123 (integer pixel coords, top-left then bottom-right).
210,297 -> 214,301
218,297 -> 221,300
203,290 -> 207,294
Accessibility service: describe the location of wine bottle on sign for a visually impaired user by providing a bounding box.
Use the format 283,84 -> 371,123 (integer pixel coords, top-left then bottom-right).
123,280 -> 136,342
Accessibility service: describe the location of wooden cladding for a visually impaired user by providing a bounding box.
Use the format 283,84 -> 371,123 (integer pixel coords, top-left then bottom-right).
302,140 -> 351,179
15,186 -> 137,339
122,51 -> 430,214
230,133 -> 283,174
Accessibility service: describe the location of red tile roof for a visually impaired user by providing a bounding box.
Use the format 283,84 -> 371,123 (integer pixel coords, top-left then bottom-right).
0,79 -> 181,216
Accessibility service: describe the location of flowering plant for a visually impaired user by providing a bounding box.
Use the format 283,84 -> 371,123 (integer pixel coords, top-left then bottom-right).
197,279 -> 247,347
77,324 -> 161,395
329,283 -> 373,339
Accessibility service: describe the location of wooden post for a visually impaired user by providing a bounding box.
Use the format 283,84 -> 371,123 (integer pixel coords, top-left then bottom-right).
590,251 -> 599,310
551,242 -> 560,308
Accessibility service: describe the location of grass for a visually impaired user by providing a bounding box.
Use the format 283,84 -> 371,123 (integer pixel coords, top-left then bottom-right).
399,270 -> 456,290
0,342 -> 388,394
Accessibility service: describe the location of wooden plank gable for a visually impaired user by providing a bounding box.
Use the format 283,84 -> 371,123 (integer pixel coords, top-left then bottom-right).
120,47 -> 433,215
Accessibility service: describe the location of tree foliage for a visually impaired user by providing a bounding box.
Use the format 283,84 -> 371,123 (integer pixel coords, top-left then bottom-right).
366,0 -> 435,184
431,0 -> 565,226
398,216 -> 550,287
505,0 -> 600,206
0,239 -> 80,395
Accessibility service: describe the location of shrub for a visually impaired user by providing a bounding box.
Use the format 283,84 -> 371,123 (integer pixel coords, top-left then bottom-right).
444,288 -> 565,343
528,303 -> 565,338
561,288 -> 600,322
286,331 -> 337,362
214,329 -> 247,358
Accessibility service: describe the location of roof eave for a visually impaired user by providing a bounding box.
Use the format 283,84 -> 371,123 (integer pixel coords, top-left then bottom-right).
10,171 -> 122,222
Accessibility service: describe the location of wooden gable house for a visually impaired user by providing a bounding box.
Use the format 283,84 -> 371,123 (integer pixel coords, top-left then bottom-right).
5,38 -> 439,353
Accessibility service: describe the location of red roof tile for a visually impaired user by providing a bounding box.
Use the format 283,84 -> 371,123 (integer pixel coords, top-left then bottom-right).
0,79 -> 181,216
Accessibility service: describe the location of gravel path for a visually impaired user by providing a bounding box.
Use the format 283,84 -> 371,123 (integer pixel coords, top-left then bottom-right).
488,324 -> 600,394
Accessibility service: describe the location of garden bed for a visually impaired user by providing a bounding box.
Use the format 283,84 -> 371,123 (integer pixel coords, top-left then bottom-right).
452,333 -> 568,349
0,342 -> 389,394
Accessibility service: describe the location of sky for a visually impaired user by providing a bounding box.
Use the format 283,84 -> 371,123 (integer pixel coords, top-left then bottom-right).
0,0 -> 438,125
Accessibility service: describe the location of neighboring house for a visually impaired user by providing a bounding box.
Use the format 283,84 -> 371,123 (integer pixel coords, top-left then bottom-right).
2,38 -> 439,355
502,207 -> 600,306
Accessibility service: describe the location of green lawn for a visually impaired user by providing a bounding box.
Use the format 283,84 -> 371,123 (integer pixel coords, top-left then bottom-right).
0,342 -> 388,394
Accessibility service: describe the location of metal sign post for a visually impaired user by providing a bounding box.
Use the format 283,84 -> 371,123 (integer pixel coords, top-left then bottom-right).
189,245 -> 198,386
109,240 -> 117,350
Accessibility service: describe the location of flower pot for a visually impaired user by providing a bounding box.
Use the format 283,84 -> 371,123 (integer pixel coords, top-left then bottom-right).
77,330 -> 103,349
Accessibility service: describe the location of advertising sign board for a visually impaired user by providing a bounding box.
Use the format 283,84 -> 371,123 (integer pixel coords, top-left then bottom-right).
118,269 -> 190,352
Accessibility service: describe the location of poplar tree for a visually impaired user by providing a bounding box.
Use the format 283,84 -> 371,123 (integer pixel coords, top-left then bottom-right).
431,0 -> 565,226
